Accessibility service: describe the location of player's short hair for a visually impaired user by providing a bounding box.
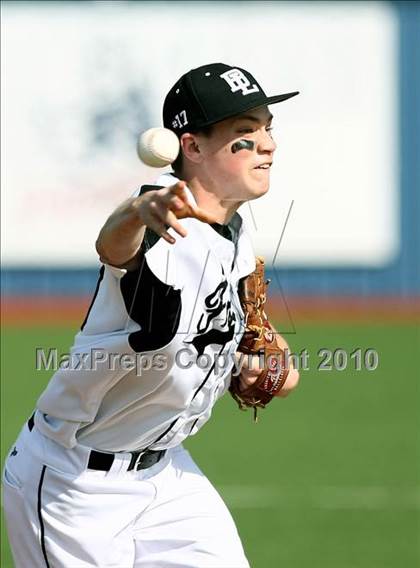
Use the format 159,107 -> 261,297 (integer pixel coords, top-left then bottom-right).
172,125 -> 214,177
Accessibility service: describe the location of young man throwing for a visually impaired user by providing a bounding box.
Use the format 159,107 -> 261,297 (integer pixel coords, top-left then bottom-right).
3,62 -> 299,567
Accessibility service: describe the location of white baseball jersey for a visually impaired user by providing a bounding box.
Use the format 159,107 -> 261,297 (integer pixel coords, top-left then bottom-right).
35,173 -> 256,453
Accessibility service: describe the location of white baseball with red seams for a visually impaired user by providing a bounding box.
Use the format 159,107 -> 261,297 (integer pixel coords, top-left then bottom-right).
137,127 -> 180,167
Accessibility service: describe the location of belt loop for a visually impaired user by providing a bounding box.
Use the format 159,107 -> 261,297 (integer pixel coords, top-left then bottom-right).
105,453 -> 131,477
128,451 -> 145,471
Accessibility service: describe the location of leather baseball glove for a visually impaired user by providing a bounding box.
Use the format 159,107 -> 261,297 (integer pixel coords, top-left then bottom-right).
229,257 -> 289,420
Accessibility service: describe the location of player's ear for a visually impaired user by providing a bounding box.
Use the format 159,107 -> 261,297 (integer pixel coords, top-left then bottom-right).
180,133 -> 202,165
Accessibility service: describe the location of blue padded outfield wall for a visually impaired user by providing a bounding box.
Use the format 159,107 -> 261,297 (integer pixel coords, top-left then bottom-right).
2,1 -> 419,298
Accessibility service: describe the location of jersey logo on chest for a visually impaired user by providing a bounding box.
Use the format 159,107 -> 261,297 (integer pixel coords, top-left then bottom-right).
185,280 -> 237,356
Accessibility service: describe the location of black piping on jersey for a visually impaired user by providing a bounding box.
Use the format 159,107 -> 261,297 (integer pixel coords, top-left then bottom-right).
191,343 -> 226,401
147,417 -> 179,448
37,465 -> 51,567
189,417 -> 199,434
80,266 -> 105,331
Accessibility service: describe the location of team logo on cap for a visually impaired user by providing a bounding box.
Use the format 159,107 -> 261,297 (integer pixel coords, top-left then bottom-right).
220,69 -> 260,96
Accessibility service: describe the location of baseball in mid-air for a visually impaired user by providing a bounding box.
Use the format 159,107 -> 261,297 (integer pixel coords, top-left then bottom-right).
137,127 -> 180,168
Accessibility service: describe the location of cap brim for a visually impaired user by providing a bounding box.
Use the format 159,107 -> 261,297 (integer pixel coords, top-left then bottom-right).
265,91 -> 300,105
180,91 -> 300,133
226,91 -> 299,123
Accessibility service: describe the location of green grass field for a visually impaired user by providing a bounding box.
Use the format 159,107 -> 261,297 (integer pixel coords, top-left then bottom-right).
1,322 -> 419,567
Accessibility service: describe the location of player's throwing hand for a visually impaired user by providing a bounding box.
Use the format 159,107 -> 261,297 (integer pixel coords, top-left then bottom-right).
96,180 -> 217,268
134,181 -> 217,245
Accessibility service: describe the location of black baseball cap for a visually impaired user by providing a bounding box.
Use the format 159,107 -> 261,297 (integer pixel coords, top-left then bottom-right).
163,62 -> 299,135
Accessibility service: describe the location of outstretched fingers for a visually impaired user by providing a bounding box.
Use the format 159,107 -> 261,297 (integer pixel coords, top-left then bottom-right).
148,211 -> 176,244
165,210 -> 188,238
161,180 -> 218,231
151,202 -> 188,239
168,181 -> 187,198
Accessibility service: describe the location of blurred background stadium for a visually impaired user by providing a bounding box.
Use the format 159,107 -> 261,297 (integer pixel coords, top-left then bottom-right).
1,1 -> 419,567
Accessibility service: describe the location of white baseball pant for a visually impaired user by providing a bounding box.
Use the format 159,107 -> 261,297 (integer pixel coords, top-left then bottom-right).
2,421 -> 249,567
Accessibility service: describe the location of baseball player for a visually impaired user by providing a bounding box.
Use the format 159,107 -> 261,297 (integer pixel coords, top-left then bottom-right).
3,62 -> 299,567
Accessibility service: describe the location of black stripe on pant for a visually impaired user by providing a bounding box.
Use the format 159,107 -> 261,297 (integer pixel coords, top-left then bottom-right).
37,465 -> 50,568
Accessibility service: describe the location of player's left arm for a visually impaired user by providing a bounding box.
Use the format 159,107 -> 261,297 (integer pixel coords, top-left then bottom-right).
235,337 -> 300,399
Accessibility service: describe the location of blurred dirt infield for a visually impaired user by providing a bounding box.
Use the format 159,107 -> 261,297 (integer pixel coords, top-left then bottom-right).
2,295 -> 420,326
